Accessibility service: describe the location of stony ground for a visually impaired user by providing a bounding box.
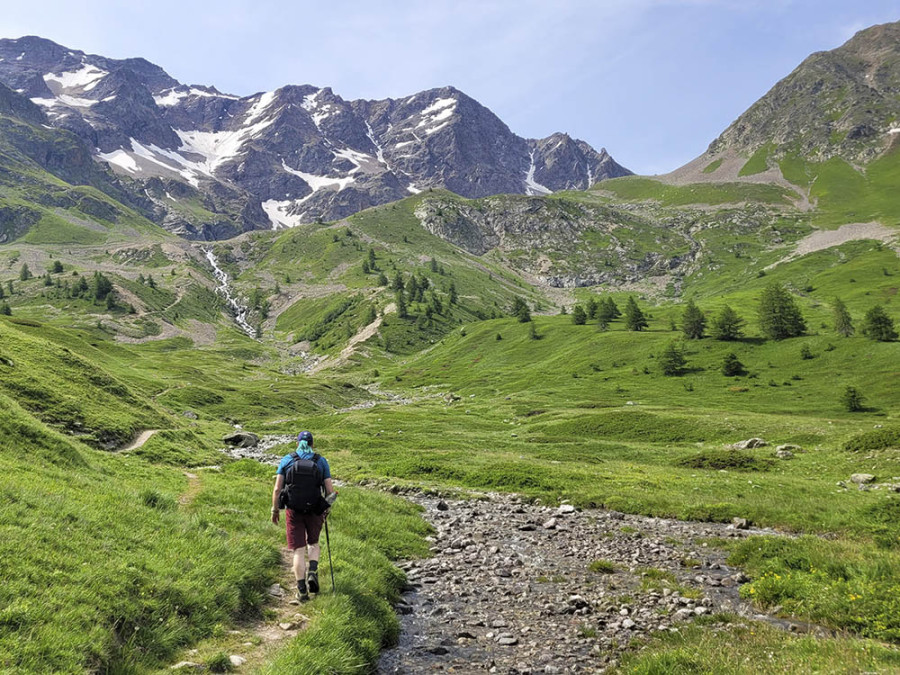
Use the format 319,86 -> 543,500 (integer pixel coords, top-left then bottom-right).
377,492 -> 812,675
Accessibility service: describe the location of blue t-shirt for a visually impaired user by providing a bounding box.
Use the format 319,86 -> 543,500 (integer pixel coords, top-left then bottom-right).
277,449 -> 331,479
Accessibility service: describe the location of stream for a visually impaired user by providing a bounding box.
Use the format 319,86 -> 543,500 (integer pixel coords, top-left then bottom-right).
204,248 -> 256,338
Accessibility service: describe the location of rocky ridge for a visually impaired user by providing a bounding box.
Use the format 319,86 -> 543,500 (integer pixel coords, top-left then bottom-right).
703,21 -> 900,170
0,36 -> 630,239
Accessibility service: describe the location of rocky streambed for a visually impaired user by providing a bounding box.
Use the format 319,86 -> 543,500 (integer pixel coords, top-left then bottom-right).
377,492 -> 814,674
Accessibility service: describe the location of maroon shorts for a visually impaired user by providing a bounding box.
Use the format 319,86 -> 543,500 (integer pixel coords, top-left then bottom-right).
285,509 -> 325,549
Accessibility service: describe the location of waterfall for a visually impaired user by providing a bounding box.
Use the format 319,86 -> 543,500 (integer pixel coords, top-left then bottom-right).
204,249 -> 257,338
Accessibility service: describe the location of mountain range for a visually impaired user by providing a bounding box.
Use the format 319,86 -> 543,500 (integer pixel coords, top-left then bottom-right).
0,36 -> 630,239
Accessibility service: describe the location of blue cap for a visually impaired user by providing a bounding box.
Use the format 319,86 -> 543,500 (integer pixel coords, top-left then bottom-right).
297,430 -> 314,445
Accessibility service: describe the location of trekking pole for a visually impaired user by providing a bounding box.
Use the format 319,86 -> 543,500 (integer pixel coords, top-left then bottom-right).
324,516 -> 336,593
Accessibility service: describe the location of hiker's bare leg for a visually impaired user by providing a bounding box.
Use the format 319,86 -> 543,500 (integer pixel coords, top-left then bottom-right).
307,542 -> 320,563
292,547 -> 307,581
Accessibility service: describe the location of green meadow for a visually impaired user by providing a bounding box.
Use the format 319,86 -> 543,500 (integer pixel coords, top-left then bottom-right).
1,170 -> 900,672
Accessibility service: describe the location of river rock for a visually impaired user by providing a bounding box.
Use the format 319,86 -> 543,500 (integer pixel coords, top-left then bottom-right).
377,491 -> 780,674
222,431 -> 259,448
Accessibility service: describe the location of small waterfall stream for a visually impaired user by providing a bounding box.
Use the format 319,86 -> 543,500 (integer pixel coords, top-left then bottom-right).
205,249 -> 257,338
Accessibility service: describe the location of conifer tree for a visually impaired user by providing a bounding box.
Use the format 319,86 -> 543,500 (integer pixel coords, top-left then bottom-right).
833,297 -> 854,337
604,297 -> 621,319
597,298 -> 615,328
861,305 -> 897,342
0,301 -> 10,315
448,281 -> 458,305
572,305 -> 587,325
624,296 -> 648,331
841,386 -> 865,412
586,297 -> 599,320
711,305 -> 745,341
364,304 -> 377,325
395,290 -> 408,318
758,283 -> 805,340
19,264 -> 31,281
681,299 -> 706,339
659,341 -> 686,375
512,296 -> 531,323
721,352 -> 744,376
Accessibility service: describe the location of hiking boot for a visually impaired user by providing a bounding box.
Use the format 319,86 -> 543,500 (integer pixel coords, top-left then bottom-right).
296,581 -> 309,603
307,570 -> 319,594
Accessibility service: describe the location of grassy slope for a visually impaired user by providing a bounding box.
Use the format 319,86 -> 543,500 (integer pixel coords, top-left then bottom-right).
780,146 -> 900,228
588,176 -> 798,207
0,315 -> 430,673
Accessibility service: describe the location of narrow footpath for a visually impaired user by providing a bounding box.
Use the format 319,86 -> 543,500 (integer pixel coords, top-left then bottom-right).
377,492 -> 821,674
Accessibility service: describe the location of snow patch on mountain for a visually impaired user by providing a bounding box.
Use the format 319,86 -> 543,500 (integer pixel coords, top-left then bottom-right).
43,63 -> 107,92
524,150 -> 552,196
153,87 -> 240,106
31,95 -> 97,109
261,199 -> 306,229
175,107 -> 277,174
421,97 -> 456,115
301,89 -> 337,127
98,148 -> 139,173
281,160 -> 356,192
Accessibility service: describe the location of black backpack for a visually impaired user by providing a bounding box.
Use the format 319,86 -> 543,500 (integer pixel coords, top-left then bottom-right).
280,453 -> 327,514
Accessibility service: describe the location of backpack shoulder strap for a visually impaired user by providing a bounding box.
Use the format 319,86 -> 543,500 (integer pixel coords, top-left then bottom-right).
312,454 -> 324,483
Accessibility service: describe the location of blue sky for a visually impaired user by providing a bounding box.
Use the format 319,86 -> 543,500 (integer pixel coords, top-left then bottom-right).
4,1 -> 898,173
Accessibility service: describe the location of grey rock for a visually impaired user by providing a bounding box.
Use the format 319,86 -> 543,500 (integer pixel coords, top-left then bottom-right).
851,473 -> 876,484
731,438 -> 767,450
775,449 -> 794,459
222,431 -> 259,448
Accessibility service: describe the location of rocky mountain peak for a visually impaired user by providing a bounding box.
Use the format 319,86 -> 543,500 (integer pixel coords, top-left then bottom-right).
706,20 -> 900,165
0,35 -> 630,239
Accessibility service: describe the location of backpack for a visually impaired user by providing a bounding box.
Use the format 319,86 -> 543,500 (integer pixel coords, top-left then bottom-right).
280,452 -> 327,514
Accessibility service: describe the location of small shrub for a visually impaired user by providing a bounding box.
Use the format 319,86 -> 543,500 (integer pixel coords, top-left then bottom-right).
843,427 -> 900,452
677,450 -> 774,472
206,652 -> 234,673
721,352 -> 744,376
140,489 -> 175,510
589,559 -> 618,574
800,344 -> 814,360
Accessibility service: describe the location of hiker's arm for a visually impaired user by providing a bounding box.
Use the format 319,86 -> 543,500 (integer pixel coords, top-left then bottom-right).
271,474 -> 284,524
324,478 -> 335,495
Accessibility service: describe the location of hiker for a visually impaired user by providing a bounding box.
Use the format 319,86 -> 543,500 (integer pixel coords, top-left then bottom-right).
271,430 -> 336,601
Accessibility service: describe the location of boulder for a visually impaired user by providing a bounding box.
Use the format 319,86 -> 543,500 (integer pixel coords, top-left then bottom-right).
229,655 -> 246,667
775,450 -> 794,459
222,431 -> 259,448
850,473 -> 876,484
731,517 -> 750,530
731,438 -> 767,450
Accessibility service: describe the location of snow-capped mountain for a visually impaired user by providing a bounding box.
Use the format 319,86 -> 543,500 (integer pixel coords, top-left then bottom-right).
0,36 -> 630,238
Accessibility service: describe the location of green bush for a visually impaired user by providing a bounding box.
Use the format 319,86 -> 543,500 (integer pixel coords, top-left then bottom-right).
676,449 -> 774,472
